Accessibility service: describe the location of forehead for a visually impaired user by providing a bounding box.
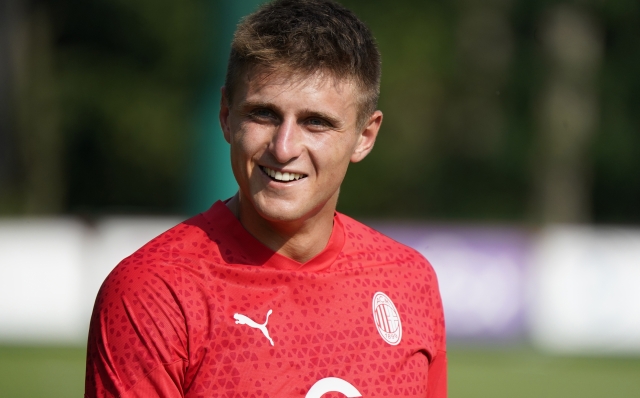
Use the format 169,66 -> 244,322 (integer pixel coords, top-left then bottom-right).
234,66 -> 359,105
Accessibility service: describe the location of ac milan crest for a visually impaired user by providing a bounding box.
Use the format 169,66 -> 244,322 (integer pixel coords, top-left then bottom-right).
372,291 -> 402,345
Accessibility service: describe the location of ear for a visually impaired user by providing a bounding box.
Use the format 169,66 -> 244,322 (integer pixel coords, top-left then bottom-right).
219,86 -> 231,144
351,110 -> 383,163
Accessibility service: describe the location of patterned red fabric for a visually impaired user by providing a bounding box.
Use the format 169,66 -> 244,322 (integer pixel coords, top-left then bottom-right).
85,201 -> 447,397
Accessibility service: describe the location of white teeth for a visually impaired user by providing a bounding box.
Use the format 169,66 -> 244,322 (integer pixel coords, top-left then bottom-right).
262,167 -> 305,182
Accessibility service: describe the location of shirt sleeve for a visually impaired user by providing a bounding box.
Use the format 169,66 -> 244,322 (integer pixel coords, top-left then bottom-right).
85,257 -> 189,398
425,256 -> 447,398
427,349 -> 447,398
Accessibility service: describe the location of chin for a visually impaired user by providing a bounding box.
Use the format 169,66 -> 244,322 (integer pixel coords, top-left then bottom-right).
253,192 -> 331,223
254,200 -> 307,223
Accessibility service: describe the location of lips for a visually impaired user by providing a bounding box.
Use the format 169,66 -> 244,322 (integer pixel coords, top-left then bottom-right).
260,166 -> 307,182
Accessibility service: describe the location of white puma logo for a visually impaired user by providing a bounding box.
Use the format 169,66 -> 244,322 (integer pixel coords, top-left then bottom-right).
233,309 -> 274,346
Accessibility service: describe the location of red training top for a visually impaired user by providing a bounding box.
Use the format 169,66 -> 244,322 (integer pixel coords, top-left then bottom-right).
85,201 -> 447,398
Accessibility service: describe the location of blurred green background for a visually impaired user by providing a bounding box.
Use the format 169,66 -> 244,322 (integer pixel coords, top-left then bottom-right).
1,0 -> 639,223
2,0 -> 640,396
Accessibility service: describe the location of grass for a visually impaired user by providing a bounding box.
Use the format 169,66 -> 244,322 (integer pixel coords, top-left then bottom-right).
449,346 -> 640,398
0,345 -> 639,397
0,345 -> 85,398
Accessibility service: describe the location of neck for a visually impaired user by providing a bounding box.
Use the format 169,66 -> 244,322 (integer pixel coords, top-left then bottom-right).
226,193 -> 336,263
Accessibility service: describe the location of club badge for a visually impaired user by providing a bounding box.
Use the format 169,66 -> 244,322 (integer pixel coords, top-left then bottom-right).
372,291 -> 402,345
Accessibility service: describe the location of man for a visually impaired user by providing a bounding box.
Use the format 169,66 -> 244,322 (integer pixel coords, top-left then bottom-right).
85,0 -> 446,397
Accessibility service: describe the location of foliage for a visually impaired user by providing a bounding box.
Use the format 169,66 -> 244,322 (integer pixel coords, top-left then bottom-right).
2,0 -> 639,223
339,0 -> 640,223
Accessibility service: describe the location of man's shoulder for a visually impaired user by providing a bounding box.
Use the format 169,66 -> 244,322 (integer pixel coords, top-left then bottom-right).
336,212 -> 431,267
100,204 -> 233,289
123,202 -> 232,263
124,213 -> 210,262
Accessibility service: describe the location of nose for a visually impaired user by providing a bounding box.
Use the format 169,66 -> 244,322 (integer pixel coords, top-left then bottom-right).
269,118 -> 303,164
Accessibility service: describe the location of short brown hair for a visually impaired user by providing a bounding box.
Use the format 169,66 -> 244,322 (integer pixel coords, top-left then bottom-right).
225,0 -> 381,125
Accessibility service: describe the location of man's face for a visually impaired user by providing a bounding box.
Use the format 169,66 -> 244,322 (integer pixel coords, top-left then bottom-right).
220,69 -> 381,225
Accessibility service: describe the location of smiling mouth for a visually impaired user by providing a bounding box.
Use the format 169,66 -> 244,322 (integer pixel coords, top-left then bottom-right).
260,166 -> 307,182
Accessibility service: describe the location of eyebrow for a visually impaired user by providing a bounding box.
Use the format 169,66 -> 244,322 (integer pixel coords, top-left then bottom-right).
241,101 -> 275,112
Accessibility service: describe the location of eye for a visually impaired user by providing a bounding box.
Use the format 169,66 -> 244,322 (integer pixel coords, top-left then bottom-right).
249,108 -> 276,121
305,117 -> 331,130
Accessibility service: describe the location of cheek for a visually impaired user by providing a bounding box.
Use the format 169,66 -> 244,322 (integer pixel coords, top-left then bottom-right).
231,128 -> 262,163
311,135 -> 358,175
229,136 -> 256,186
